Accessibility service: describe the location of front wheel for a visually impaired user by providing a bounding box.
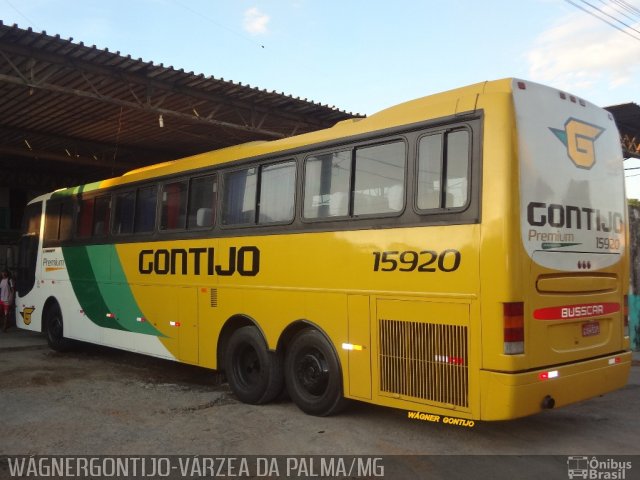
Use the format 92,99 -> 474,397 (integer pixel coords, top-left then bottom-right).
224,326 -> 284,404
44,302 -> 72,352
285,329 -> 349,416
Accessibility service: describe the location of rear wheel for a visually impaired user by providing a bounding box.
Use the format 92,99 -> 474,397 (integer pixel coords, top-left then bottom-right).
224,326 -> 283,404
44,302 -> 72,352
285,329 -> 348,416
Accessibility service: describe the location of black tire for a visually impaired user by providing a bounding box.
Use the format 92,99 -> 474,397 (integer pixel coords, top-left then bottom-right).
285,329 -> 349,416
44,302 -> 72,352
224,326 -> 284,404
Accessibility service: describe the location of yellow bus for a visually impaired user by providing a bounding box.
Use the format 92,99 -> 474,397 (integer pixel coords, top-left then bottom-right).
15,78 -> 631,421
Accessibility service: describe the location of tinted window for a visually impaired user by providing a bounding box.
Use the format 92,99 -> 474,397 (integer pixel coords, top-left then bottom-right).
160,181 -> 188,230
21,202 -> 42,236
134,186 -> 157,233
303,151 -> 351,219
417,130 -> 470,210
113,191 -> 135,235
259,161 -> 296,224
188,174 -> 216,229
44,199 -> 73,242
76,197 -> 95,238
93,195 -> 111,237
222,168 -> 257,225
353,141 -> 405,215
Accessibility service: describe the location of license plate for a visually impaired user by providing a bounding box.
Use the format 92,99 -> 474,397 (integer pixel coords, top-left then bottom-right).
582,322 -> 600,337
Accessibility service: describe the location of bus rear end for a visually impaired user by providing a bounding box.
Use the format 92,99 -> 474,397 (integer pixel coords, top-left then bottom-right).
482,79 -> 631,420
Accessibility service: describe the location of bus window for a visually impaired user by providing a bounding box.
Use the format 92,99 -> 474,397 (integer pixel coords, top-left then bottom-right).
445,130 -> 470,208
59,200 -> 73,241
113,191 -> 135,234
92,195 -> 111,237
134,186 -> 157,233
353,141 -> 405,216
259,161 -> 295,224
160,180 -> 188,231
17,201 -> 41,297
44,199 -> 73,243
187,174 -> 216,229
76,197 -> 95,238
222,168 -> 257,225
417,134 -> 443,210
303,151 -> 350,219
417,130 -> 470,210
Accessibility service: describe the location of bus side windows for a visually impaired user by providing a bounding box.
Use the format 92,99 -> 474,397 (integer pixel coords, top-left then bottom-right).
303,151 -> 351,219
76,197 -> 95,238
353,141 -> 405,216
134,186 -> 157,233
160,180 -> 188,231
222,168 -> 257,225
113,191 -> 135,235
187,174 -> 216,229
44,199 -> 73,244
221,160 -> 295,226
92,195 -> 111,237
303,141 -> 406,220
417,130 -> 470,211
113,186 -> 157,235
259,161 -> 295,224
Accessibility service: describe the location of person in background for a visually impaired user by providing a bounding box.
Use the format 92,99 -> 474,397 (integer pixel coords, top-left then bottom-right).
0,269 -> 15,332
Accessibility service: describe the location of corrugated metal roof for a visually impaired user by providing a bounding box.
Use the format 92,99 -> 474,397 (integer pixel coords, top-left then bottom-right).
0,21 -> 361,186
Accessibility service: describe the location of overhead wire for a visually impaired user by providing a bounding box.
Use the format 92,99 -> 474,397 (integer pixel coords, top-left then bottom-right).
594,0 -> 640,23
564,0 -> 640,41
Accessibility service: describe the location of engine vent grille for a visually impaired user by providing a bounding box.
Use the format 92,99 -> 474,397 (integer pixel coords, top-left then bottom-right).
379,319 -> 468,408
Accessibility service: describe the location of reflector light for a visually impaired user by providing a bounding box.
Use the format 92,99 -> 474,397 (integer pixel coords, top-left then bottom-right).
136,317 -> 146,323
608,357 -> 621,365
169,321 -> 181,327
539,370 -> 559,381
106,313 -> 115,319
517,81 -> 526,90
560,92 -> 567,100
341,343 -> 363,351
434,355 -> 465,365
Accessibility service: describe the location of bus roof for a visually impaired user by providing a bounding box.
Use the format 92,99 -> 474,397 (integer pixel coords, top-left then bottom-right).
55,78 -> 517,196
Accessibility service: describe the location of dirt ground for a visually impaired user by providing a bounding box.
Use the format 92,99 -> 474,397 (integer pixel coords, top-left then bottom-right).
1,330 -> 639,478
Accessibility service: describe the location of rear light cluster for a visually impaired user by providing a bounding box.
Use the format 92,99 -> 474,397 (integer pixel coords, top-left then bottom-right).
504,302 -> 524,355
624,295 -> 630,338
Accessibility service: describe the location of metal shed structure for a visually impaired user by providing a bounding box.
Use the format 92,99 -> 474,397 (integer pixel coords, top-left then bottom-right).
0,22 -> 359,191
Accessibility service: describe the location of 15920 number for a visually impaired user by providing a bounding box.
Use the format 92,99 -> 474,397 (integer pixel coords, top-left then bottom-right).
372,249 -> 461,272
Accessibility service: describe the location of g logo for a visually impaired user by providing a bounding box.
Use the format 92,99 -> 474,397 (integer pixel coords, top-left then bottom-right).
20,307 -> 35,325
550,118 -> 604,169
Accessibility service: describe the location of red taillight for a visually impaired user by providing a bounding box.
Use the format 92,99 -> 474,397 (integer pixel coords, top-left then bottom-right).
504,302 -> 524,355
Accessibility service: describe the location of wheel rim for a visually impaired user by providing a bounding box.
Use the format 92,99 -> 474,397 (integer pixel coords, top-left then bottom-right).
295,347 -> 329,396
234,344 -> 261,387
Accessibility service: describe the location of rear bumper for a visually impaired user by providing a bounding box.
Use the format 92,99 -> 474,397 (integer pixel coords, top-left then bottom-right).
480,351 -> 631,420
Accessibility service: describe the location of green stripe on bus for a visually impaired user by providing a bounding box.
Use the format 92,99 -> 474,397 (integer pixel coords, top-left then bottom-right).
62,245 -> 163,337
90,245 -> 164,337
62,246 -> 128,331
51,181 -> 103,199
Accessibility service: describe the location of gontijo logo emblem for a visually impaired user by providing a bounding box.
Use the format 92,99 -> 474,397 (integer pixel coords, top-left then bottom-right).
550,118 -> 604,169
